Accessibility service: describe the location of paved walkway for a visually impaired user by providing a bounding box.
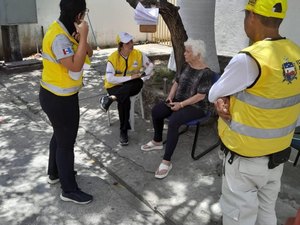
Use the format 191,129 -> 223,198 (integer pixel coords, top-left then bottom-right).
0,44 -> 299,225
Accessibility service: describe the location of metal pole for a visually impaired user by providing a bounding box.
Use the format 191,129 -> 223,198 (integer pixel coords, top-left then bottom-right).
163,77 -> 168,95
86,13 -> 100,50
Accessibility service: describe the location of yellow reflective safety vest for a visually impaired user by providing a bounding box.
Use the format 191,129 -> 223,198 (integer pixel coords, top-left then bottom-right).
104,49 -> 143,89
41,21 -> 90,96
219,38 -> 300,157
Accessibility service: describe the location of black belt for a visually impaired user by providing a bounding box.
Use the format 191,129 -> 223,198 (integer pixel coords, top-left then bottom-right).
220,142 -> 291,169
220,142 -> 256,164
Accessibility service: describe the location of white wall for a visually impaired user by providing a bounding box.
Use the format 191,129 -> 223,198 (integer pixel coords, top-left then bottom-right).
0,0 -> 299,59
280,0 -> 300,46
0,0 -> 147,59
215,0 -> 248,56
215,0 -> 300,57
178,0 -> 220,72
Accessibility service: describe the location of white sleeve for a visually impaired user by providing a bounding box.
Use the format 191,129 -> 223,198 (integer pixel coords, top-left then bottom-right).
105,62 -> 131,84
142,54 -> 153,73
208,53 -> 259,102
141,53 -> 154,81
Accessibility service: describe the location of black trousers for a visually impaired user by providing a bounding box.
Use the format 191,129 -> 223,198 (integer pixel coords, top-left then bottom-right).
151,101 -> 205,161
107,79 -> 143,131
39,87 -> 79,192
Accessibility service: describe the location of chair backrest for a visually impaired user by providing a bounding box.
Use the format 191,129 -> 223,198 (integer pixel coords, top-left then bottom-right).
295,126 -> 300,134
208,71 -> 220,116
212,71 -> 220,84
291,133 -> 300,150
291,126 -> 300,149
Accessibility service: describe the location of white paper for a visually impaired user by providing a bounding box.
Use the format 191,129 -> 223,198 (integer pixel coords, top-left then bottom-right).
134,2 -> 159,25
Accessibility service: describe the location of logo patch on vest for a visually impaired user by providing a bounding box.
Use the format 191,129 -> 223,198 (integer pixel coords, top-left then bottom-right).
282,59 -> 297,84
132,60 -> 138,68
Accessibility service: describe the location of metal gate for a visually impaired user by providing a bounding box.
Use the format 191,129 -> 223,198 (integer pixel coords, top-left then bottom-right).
151,0 -> 177,46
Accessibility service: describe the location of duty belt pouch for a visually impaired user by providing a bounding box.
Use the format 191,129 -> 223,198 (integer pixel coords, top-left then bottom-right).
268,147 -> 291,169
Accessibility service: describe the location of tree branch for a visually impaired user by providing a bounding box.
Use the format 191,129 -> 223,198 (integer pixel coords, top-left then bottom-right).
126,0 -> 187,72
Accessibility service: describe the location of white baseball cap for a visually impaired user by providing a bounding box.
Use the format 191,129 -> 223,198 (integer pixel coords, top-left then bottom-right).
116,32 -> 133,44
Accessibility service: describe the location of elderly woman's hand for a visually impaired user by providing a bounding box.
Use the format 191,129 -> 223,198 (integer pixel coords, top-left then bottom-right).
214,97 -> 231,121
170,102 -> 182,111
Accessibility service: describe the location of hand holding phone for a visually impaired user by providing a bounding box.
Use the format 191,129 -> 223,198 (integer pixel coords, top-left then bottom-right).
165,99 -> 172,107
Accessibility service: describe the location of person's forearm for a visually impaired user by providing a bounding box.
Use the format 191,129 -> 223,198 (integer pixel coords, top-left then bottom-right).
86,43 -> 93,57
168,82 -> 178,100
180,93 -> 205,107
208,84 -> 223,103
106,72 -> 131,84
72,36 -> 88,71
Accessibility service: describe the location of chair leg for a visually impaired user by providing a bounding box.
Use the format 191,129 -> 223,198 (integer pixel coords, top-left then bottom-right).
178,125 -> 189,136
129,92 -> 145,131
107,109 -> 111,126
129,98 -> 136,131
139,92 -> 145,119
163,125 -> 189,145
191,124 -> 220,160
129,93 -> 141,131
294,150 -> 300,166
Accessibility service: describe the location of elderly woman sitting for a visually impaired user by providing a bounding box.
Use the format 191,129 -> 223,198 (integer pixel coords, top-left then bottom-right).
141,39 -> 214,179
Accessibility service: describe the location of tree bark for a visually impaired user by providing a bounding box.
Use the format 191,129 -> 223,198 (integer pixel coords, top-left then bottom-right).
1,25 -> 23,62
126,0 -> 187,72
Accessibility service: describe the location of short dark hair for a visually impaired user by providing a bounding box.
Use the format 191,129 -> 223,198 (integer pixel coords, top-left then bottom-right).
255,13 -> 283,28
59,0 -> 86,34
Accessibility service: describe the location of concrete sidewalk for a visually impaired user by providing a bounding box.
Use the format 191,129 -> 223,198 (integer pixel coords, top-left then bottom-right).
0,44 -> 299,225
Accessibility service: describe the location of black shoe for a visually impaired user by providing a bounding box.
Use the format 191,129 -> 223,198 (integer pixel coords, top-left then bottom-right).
60,189 -> 93,205
120,130 -> 129,146
99,95 -> 113,112
47,171 -> 78,185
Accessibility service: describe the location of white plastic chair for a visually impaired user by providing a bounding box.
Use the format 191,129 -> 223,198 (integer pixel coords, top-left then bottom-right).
107,91 -> 145,131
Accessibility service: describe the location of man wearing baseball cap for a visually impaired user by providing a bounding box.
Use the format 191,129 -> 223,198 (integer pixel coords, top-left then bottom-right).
100,32 -> 154,146
209,0 -> 300,224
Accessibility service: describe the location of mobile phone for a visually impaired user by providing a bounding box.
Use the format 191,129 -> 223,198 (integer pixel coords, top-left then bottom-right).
141,72 -> 147,77
165,100 -> 171,107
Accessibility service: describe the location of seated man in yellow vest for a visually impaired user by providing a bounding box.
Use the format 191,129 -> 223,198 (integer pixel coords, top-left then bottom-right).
209,0 -> 300,224
100,32 -> 154,146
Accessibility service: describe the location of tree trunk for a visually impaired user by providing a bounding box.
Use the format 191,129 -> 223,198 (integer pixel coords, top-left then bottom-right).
126,0 -> 187,72
1,25 -> 23,62
178,0 -> 220,73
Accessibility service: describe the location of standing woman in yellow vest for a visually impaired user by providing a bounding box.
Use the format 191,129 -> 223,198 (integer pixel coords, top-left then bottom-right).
100,32 -> 154,146
209,0 -> 300,224
39,0 -> 93,204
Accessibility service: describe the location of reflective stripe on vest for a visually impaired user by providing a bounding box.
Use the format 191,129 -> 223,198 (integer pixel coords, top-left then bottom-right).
40,80 -> 81,95
235,91 -> 300,109
230,120 -> 297,139
220,39 -> 300,156
230,91 -> 300,139
42,52 -> 58,64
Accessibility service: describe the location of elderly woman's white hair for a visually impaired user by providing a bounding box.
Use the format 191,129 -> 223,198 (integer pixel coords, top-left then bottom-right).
184,39 -> 206,58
